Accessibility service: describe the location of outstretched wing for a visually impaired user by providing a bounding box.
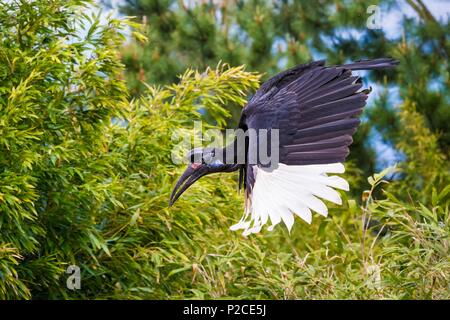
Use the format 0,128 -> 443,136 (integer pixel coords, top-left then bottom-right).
233,58 -> 398,236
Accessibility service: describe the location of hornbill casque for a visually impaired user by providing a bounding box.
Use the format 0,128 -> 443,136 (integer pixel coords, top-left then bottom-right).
170,58 -> 399,236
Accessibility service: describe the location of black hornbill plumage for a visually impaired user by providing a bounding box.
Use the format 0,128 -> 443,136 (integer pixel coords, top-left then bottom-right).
170,58 -> 399,235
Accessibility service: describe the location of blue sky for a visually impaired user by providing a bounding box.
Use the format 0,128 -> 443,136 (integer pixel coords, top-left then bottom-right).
383,0 -> 450,38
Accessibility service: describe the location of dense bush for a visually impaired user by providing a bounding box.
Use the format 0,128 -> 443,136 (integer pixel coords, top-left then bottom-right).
0,0 -> 448,299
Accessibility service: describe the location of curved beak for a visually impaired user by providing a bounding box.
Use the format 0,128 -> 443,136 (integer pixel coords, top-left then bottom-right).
169,164 -> 208,206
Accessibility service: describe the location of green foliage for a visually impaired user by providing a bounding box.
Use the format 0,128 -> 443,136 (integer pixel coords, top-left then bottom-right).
0,0 -> 448,300
391,100 -> 449,203
0,0 -> 128,298
370,191 -> 450,299
119,0 -> 387,89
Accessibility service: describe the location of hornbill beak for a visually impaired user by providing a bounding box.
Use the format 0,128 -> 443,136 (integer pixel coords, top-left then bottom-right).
169,164 -> 208,206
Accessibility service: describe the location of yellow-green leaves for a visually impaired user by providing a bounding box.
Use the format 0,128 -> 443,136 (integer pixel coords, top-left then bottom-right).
394,100 -> 449,202
367,165 -> 397,187
0,0 -> 130,299
168,63 -> 260,127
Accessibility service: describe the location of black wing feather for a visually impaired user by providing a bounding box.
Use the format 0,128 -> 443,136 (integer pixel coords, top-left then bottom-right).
239,58 -> 398,194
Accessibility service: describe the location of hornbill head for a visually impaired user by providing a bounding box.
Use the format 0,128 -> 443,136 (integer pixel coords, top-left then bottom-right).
169,147 -> 235,206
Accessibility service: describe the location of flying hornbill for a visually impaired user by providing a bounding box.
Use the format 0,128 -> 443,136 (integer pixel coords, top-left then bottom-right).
170,58 -> 398,236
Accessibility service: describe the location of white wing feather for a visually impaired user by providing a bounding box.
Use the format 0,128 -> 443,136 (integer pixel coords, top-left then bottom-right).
231,163 -> 349,236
